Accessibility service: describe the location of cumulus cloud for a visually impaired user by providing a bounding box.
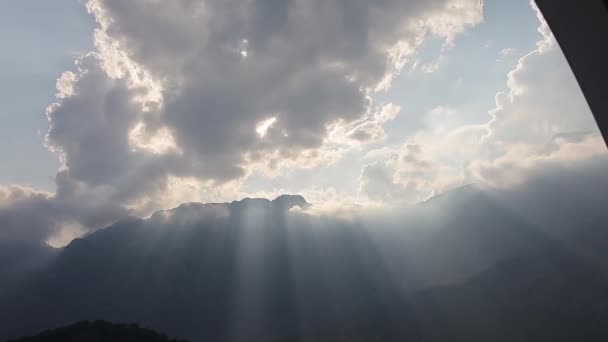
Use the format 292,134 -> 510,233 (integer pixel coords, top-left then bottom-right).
0,185 -> 54,242
82,0 -> 482,183
0,0 -> 484,244
77,0 -> 482,185
358,143 -> 461,203
473,1 -> 605,186
0,181 -> 126,244
359,1 -> 606,202
471,133 -> 606,188
484,5 -> 597,147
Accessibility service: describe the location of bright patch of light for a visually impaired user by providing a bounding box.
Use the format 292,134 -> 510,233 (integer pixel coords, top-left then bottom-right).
239,38 -> 249,58
256,117 -> 277,138
46,223 -> 86,248
128,122 -> 180,154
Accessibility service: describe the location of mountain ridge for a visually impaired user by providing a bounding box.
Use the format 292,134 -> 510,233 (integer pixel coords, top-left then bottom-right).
1,186 -> 607,341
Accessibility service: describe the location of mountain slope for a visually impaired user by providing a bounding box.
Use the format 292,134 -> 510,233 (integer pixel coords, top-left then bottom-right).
0,240 -> 58,293
1,190 -> 607,341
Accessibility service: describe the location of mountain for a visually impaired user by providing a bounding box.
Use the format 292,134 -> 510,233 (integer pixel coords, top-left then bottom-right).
404,249 -> 608,341
0,240 -> 58,293
7,320 -> 185,342
277,246 -> 608,341
1,189 -> 607,341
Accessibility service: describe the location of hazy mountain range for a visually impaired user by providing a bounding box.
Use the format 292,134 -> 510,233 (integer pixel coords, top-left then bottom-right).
1,185 -> 608,341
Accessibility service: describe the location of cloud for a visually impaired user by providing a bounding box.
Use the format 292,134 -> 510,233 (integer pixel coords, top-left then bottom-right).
484,7 -> 597,147
359,1 -> 606,201
358,143 -> 461,204
474,1 -> 605,186
82,0 -> 482,183
86,0 -> 481,185
329,103 -> 401,144
63,0 -> 483,189
0,182 -> 125,244
0,0 -> 483,244
0,185 -> 55,242
8,0 -> 603,247
471,133 -> 606,188
498,47 -> 517,57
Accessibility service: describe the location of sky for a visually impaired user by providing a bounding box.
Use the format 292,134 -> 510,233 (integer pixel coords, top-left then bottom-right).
0,0 -> 605,246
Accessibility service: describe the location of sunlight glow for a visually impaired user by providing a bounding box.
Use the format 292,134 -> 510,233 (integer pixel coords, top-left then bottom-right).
46,223 -> 86,248
256,117 -> 277,138
128,122 -> 180,155
240,39 -> 249,58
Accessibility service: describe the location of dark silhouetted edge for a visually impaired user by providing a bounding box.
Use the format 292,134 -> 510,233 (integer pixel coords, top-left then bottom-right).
535,0 -> 608,145
6,320 -> 187,342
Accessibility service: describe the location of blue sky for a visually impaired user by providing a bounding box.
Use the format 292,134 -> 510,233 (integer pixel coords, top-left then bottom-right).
0,0 -> 93,190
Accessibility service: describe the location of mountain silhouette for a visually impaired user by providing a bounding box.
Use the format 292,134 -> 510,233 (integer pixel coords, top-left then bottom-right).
1,190 -> 607,341
7,320 -> 185,342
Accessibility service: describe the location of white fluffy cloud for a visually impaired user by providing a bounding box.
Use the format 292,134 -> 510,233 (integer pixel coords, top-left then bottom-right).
80,0 -> 482,184
358,143 -> 463,203
359,1 -> 606,202
484,4 -> 597,147
77,0 -> 482,192
472,2 -> 605,187
73,0 -> 483,187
